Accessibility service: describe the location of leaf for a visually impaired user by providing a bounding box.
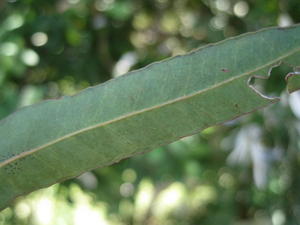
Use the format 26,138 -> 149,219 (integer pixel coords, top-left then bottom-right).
286,72 -> 300,93
1,24 -> 300,211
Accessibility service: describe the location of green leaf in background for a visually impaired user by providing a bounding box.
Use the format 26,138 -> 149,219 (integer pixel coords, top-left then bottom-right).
0,24 -> 300,211
286,72 -> 300,93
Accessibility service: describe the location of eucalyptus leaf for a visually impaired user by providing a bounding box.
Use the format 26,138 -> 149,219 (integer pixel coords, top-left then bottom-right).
1,24 -> 300,211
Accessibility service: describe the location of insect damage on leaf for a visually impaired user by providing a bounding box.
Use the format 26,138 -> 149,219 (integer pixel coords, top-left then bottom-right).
249,60 -> 300,96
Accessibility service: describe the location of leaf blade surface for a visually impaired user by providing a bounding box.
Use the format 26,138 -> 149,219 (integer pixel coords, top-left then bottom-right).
1,24 -> 300,210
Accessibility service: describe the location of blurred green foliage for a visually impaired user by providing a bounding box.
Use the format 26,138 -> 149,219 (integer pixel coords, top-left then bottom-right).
0,0 -> 300,224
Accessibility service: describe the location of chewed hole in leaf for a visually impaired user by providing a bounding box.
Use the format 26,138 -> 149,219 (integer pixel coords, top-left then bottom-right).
249,62 -> 300,97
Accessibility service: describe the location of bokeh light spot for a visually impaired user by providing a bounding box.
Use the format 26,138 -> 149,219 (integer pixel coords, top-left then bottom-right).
210,16 -> 227,30
233,1 -> 249,18
21,49 -> 40,66
113,52 -> 137,77
5,14 -> 24,30
120,182 -> 134,197
272,209 -> 286,225
278,13 -> 293,27
31,32 -> 48,47
122,168 -> 137,182
68,0 -> 80,4
0,42 -> 18,56
34,197 -> 54,225
215,0 -> 230,12
94,0 -> 114,11
15,202 -> 31,219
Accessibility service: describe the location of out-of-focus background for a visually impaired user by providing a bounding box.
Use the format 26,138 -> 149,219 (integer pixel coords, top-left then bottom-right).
0,0 -> 300,224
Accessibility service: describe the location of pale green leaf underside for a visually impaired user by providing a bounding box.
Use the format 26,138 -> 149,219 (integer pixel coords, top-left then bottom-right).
1,24 -> 300,211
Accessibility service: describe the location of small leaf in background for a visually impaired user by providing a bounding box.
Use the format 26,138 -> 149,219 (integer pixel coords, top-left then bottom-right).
286,72 -> 300,93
